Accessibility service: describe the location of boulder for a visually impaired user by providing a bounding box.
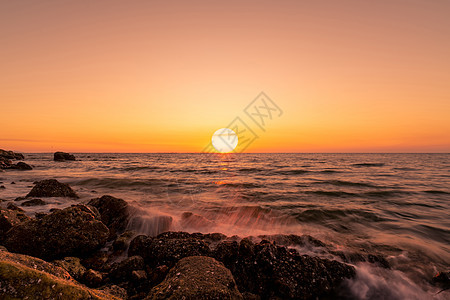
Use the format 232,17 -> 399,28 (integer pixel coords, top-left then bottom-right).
53,256 -> 87,282
213,239 -> 355,299
26,179 -> 78,198
0,149 -> 24,160
432,271 -> 450,291
6,202 -> 24,212
147,256 -> 243,300
109,255 -> 145,282
54,151 -> 76,161
10,161 -> 33,170
128,233 -> 212,268
3,205 -> 109,260
0,250 -> 119,299
88,195 -> 129,239
83,269 -> 104,287
112,230 -> 135,251
0,207 -> 31,241
21,198 -> 47,206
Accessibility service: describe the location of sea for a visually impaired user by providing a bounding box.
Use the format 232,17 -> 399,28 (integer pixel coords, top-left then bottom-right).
1,153 -> 449,299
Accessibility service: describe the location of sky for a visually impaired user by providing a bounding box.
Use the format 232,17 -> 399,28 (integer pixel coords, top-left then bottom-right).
1,0 -> 449,153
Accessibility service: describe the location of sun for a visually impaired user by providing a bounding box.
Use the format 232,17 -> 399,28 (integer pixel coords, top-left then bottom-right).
211,128 -> 238,153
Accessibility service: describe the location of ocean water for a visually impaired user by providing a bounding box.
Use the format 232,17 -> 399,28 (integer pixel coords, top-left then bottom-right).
1,153 -> 449,299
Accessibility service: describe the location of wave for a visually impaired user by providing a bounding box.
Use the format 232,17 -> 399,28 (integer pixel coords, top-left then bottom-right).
312,180 -> 380,188
74,177 -> 165,188
294,208 -> 385,223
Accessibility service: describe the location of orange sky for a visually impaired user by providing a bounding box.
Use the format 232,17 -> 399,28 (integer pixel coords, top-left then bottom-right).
1,1 -> 449,153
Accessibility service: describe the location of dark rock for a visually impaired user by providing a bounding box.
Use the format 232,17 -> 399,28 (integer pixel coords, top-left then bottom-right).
54,151 -> 76,161
3,205 -> 109,260
0,185 -> 5,189
113,231 -> 135,251
98,285 -> 128,299
26,179 -> 78,198
10,161 -> 33,170
432,271 -> 450,290
109,255 -> 145,282
6,202 -> 24,212
82,251 -> 110,272
53,256 -> 87,281
35,212 -> 47,219
331,250 -> 390,269
0,149 -> 24,160
11,181 -> 15,184
131,269 -> 147,281
0,250 -> 119,299
14,196 -> 26,201
21,198 -> 47,206
128,233 -> 212,269
147,256 -> 243,300
0,207 -> 31,241
84,269 -> 104,288
88,195 -> 129,239
213,239 -> 355,299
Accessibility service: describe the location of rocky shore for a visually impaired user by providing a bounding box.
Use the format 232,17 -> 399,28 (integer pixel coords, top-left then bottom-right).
0,150 -> 447,299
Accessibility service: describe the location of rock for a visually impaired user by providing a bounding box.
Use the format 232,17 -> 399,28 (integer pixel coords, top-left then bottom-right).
432,271 -> 450,290
82,251 -> 111,272
128,233 -> 212,268
21,198 -> 47,206
10,161 -> 33,170
3,205 -> 109,260
132,269 -> 147,281
35,212 -> 47,219
0,149 -> 24,160
6,202 -> 24,212
84,269 -> 104,287
213,239 -> 355,299
0,185 -> 5,189
0,250 -> 119,299
54,151 -> 76,161
109,255 -> 145,282
88,195 -> 129,239
53,256 -> 87,281
98,285 -> 128,299
0,207 -> 31,241
147,256 -> 243,300
113,230 -> 135,251
26,179 -> 78,198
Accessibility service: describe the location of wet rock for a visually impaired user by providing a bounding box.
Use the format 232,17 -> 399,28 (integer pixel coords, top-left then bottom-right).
21,198 -> 47,206
213,239 -> 355,299
148,256 -> 243,300
3,205 -> 109,260
82,250 -> 111,272
132,269 -> 147,281
432,271 -> 450,291
128,233 -> 212,268
35,212 -> 47,219
331,250 -> 390,269
54,151 -> 76,161
147,265 -> 169,286
88,195 -> 129,239
109,255 -> 145,282
26,179 -> 78,198
128,213 -> 173,237
0,250 -> 119,299
113,230 -> 135,251
0,149 -> 24,160
0,185 -> 5,189
84,269 -> 104,287
53,256 -> 87,281
10,161 -> 33,170
0,207 -> 31,241
6,202 -> 24,212
98,285 -> 128,299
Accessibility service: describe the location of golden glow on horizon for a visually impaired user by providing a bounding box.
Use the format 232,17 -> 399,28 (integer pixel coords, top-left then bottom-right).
0,1 -> 449,153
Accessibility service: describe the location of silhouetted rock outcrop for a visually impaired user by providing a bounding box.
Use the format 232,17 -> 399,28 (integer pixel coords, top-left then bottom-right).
54,151 -> 76,161
88,195 -> 129,239
26,179 -> 78,198
148,256 -> 243,300
3,205 -> 109,260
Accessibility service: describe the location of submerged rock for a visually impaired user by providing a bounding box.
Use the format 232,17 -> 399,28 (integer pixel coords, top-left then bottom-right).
128,233 -> 212,268
88,195 -> 129,239
10,161 -> 33,170
147,256 -> 243,300
0,250 -> 119,299
21,198 -> 47,206
26,179 -> 78,198
54,151 -> 76,161
4,205 -> 109,260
